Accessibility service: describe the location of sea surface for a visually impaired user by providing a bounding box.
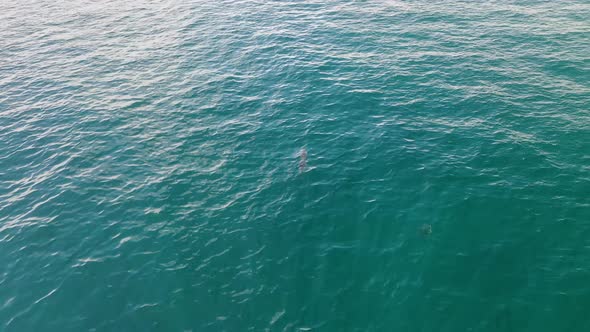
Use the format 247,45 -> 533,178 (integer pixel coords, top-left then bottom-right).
1,0 -> 589,331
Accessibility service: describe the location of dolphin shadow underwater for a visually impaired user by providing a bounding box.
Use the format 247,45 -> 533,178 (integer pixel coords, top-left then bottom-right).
298,147 -> 307,172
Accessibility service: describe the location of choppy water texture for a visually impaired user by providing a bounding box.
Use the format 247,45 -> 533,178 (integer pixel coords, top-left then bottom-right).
1,0 -> 589,331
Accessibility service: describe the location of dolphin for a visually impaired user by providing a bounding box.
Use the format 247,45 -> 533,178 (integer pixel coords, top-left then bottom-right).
299,147 -> 307,172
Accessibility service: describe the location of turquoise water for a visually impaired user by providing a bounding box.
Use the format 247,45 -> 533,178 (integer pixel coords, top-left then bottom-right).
1,0 -> 589,330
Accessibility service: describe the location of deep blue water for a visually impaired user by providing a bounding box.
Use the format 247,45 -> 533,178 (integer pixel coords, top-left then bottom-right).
1,0 -> 589,331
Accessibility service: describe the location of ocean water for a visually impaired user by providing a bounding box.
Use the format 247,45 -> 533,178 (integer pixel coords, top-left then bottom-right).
1,0 -> 589,331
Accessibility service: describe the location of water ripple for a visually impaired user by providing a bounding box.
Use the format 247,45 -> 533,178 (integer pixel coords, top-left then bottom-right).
1,0 -> 589,331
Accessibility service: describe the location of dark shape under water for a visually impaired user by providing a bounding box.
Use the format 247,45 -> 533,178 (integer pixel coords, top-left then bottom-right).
420,224 -> 432,236
299,147 -> 307,172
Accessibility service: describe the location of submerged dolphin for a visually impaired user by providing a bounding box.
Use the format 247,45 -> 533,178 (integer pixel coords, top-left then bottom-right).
299,147 -> 307,172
